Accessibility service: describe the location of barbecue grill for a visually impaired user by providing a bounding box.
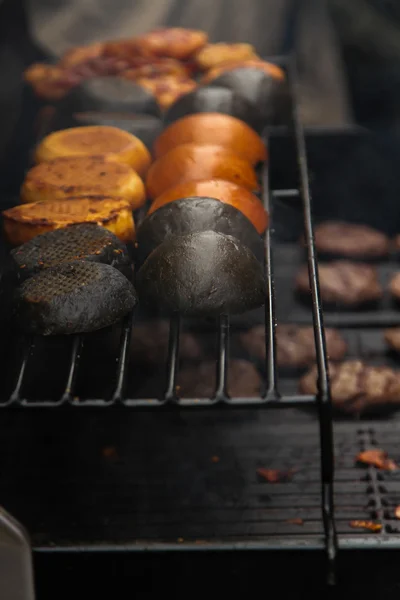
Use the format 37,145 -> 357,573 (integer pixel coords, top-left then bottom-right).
3,48 -> 400,598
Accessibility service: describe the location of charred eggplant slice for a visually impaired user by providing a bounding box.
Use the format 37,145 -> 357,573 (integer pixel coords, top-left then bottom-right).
136,230 -> 266,316
11,224 -> 132,281
135,197 -> 264,267
15,261 -> 137,335
163,86 -> 262,132
206,67 -> 288,125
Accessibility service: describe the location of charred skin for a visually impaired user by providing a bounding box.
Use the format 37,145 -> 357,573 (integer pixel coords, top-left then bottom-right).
15,261 -> 137,336
11,224 -> 132,281
136,230 -> 266,317
135,197 -> 264,267
163,86 -> 262,132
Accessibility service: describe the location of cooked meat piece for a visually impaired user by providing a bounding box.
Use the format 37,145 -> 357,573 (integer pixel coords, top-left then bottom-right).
295,261 -> 383,306
15,261 -> 137,335
130,320 -> 202,364
134,76 -> 197,109
313,221 -> 390,259
384,328 -> 400,352
24,57 -> 130,101
121,57 -> 190,80
134,28 -> 208,60
20,156 -> 145,209
240,324 -> 347,367
23,63 -> 80,101
201,59 -> 285,84
195,43 -> 259,70
177,359 -> 262,398
389,272 -> 400,299
299,360 -> 400,413
59,42 -> 105,67
3,196 -> 135,246
10,224 -> 132,281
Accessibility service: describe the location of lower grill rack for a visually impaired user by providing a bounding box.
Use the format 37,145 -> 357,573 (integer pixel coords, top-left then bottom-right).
0,59 -> 337,582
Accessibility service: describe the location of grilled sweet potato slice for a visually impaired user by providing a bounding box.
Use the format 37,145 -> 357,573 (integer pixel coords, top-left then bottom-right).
3,196 -> 135,246
34,126 -> 151,176
20,156 -> 145,209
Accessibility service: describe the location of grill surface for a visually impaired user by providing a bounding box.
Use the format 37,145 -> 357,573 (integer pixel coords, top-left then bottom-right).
3,57 -> 400,588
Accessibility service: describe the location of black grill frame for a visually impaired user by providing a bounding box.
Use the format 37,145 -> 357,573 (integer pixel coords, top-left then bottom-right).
0,58 -> 340,582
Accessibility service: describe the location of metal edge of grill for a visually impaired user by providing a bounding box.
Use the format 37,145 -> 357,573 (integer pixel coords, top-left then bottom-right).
0,55 -> 339,581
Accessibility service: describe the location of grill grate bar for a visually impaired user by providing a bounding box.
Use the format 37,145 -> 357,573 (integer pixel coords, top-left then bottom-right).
164,313 -> 181,403
59,335 -> 83,405
112,312 -> 134,403
291,69 -> 337,582
214,314 -> 229,402
262,156 -> 279,400
7,337 -> 34,406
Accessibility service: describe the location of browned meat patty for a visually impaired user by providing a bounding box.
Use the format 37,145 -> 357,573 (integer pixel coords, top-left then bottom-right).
295,261 -> 383,306
177,359 -> 262,398
240,324 -> 347,367
384,328 -> 400,352
299,360 -> 400,413
130,320 -> 203,365
388,272 -> 400,300
313,221 -> 390,259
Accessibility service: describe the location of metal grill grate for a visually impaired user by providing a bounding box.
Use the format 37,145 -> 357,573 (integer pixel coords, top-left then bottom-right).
0,59 -> 337,581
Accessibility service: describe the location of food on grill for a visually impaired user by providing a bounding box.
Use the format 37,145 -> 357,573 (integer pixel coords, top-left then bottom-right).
15,261 -> 137,336
34,126 -> 151,176
349,521 -> 382,533
3,196 -> 134,246
295,261 -> 383,307
356,449 -> 397,471
389,272 -> 400,300
133,28 -> 208,60
24,63 -> 81,101
384,328 -> 400,352
177,359 -> 262,398
299,360 -> 400,413
10,224 -> 132,281
163,86 -> 261,131
135,197 -> 265,267
121,57 -> 191,79
54,77 -> 161,121
202,59 -> 285,85
203,62 -> 286,124
146,144 -> 258,199
148,179 -> 268,234
239,324 -> 347,367
195,43 -> 259,71
131,320 -> 203,364
60,42 -> 105,67
136,230 -> 266,316
153,113 -> 266,165
256,468 -> 295,483
132,75 -> 197,110
313,221 -> 390,259
20,156 -> 145,209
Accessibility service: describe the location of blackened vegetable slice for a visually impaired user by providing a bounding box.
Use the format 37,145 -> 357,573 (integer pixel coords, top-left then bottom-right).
135,197 -> 264,267
164,86 -> 262,132
136,230 -> 266,316
11,224 -> 133,281
15,261 -> 137,335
